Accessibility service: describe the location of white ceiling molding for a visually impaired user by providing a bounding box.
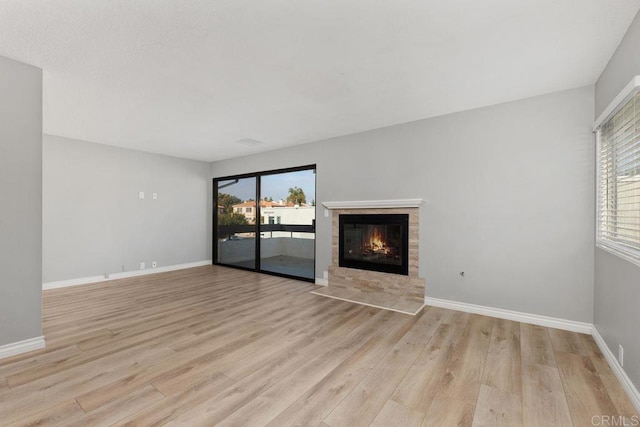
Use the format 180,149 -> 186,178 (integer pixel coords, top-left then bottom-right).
322,199 -> 424,209
593,76 -> 640,131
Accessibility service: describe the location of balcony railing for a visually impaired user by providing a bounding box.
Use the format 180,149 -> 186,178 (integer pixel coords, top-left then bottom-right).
217,222 -> 315,237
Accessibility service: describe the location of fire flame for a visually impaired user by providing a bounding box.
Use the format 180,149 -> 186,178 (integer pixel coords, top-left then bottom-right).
368,227 -> 386,252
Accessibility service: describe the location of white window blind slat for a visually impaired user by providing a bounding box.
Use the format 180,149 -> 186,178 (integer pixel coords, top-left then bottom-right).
602,141 -> 640,159
597,89 -> 640,257
601,144 -> 640,161
601,139 -> 640,158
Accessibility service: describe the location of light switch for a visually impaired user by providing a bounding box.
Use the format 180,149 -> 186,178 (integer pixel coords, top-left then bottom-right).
324,209 -> 329,217
138,191 -> 145,199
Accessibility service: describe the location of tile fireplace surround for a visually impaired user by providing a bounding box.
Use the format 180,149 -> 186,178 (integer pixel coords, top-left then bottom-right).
313,199 -> 426,315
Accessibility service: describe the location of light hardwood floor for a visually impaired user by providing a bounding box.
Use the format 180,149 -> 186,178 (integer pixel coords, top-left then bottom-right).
0,265 -> 637,426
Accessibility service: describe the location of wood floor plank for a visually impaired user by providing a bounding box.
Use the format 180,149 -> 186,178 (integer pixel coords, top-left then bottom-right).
580,334 -> 614,376
6,400 -> 85,427
0,265 -> 633,426
578,334 -> 638,418
521,362 -> 572,427
75,325 -> 271,411
119,374 -> 237,426
294,306 -> 380,358
265,310 -> 416,427
481,318 -> 521,395
164,350 -> 313,426
0,344 -> 176,424
35,328 -> 115,355
323,308 -> 447,427
433,314 -> 494,404
555,351 -> 619,426
150,301 -> 356,397
472,384 -> 522,427
0,345 -> 82,380
370,400 -> 425,427
548,329 -> 588,356
75,384 -> 165,426
421,395 -> 475,427
170,309 -> 408,426
390,311 -> 470,413
217,342 -> 366,426
223,306 -> 387,383
71,292 -> 337,412
5,327 -> 182,387
598,372 -> 640,419
521,323 -> 556,367
219,306 -> 376,383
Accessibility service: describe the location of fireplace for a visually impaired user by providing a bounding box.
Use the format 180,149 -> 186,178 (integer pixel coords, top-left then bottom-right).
315,200 -> 424,315
339,214 -> 409,275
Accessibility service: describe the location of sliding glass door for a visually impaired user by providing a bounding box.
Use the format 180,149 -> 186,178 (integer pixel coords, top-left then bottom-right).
213,165 -> 316,281
259,168 -> 316,279
215,176 -> 257,269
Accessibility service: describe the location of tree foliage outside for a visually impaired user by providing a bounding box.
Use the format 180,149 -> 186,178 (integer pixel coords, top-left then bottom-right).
218,211 -> 249,226
217,211 -> 249,239
217,192 -> 250,238
286,187 -> 306,205
217,192 -> 242,214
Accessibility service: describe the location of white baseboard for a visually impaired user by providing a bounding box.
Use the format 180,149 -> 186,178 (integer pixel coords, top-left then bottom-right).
424,296 -> 593,334
315,278 -> 328,286
43,260 -> 212,290
0,336 -> 45,360
592,327 -> 640,413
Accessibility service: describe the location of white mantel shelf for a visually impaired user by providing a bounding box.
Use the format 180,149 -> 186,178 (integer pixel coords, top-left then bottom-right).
321,199 -> 424,209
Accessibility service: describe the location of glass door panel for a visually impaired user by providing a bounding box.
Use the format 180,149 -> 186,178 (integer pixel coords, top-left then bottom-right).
259,168 -> 316,279
215,177 -> 256,269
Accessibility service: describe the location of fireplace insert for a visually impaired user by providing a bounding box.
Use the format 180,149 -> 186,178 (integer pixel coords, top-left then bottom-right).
339,214 -> 409,275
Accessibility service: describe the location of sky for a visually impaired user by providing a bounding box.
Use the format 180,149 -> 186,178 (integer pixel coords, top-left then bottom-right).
217,168 -> 316,203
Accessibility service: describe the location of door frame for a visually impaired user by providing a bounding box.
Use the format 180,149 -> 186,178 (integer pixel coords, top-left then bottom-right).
212,164 -> 317,282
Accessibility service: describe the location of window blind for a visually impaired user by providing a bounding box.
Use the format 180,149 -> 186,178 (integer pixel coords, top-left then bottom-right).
598,90 -> 640,257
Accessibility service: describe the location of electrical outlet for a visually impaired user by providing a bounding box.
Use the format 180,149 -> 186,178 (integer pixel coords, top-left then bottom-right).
619,344 -> 624,366
140,262 -> 145,270
323,271 -> 328,280
152,193 -> 158,200
152,261 -> 157,268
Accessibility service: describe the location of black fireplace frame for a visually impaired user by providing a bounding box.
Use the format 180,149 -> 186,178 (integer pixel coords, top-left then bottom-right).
338,213 -> 409,276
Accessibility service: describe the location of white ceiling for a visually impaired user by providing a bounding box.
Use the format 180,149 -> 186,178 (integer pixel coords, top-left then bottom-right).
0,1 -> 638,162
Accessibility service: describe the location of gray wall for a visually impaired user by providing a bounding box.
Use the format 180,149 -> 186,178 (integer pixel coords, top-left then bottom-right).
595,10 -> 640,118
43,135 -> 211,283
594,10 -> 640,391
0,56 -> 43,346
211,86 -> 595,322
